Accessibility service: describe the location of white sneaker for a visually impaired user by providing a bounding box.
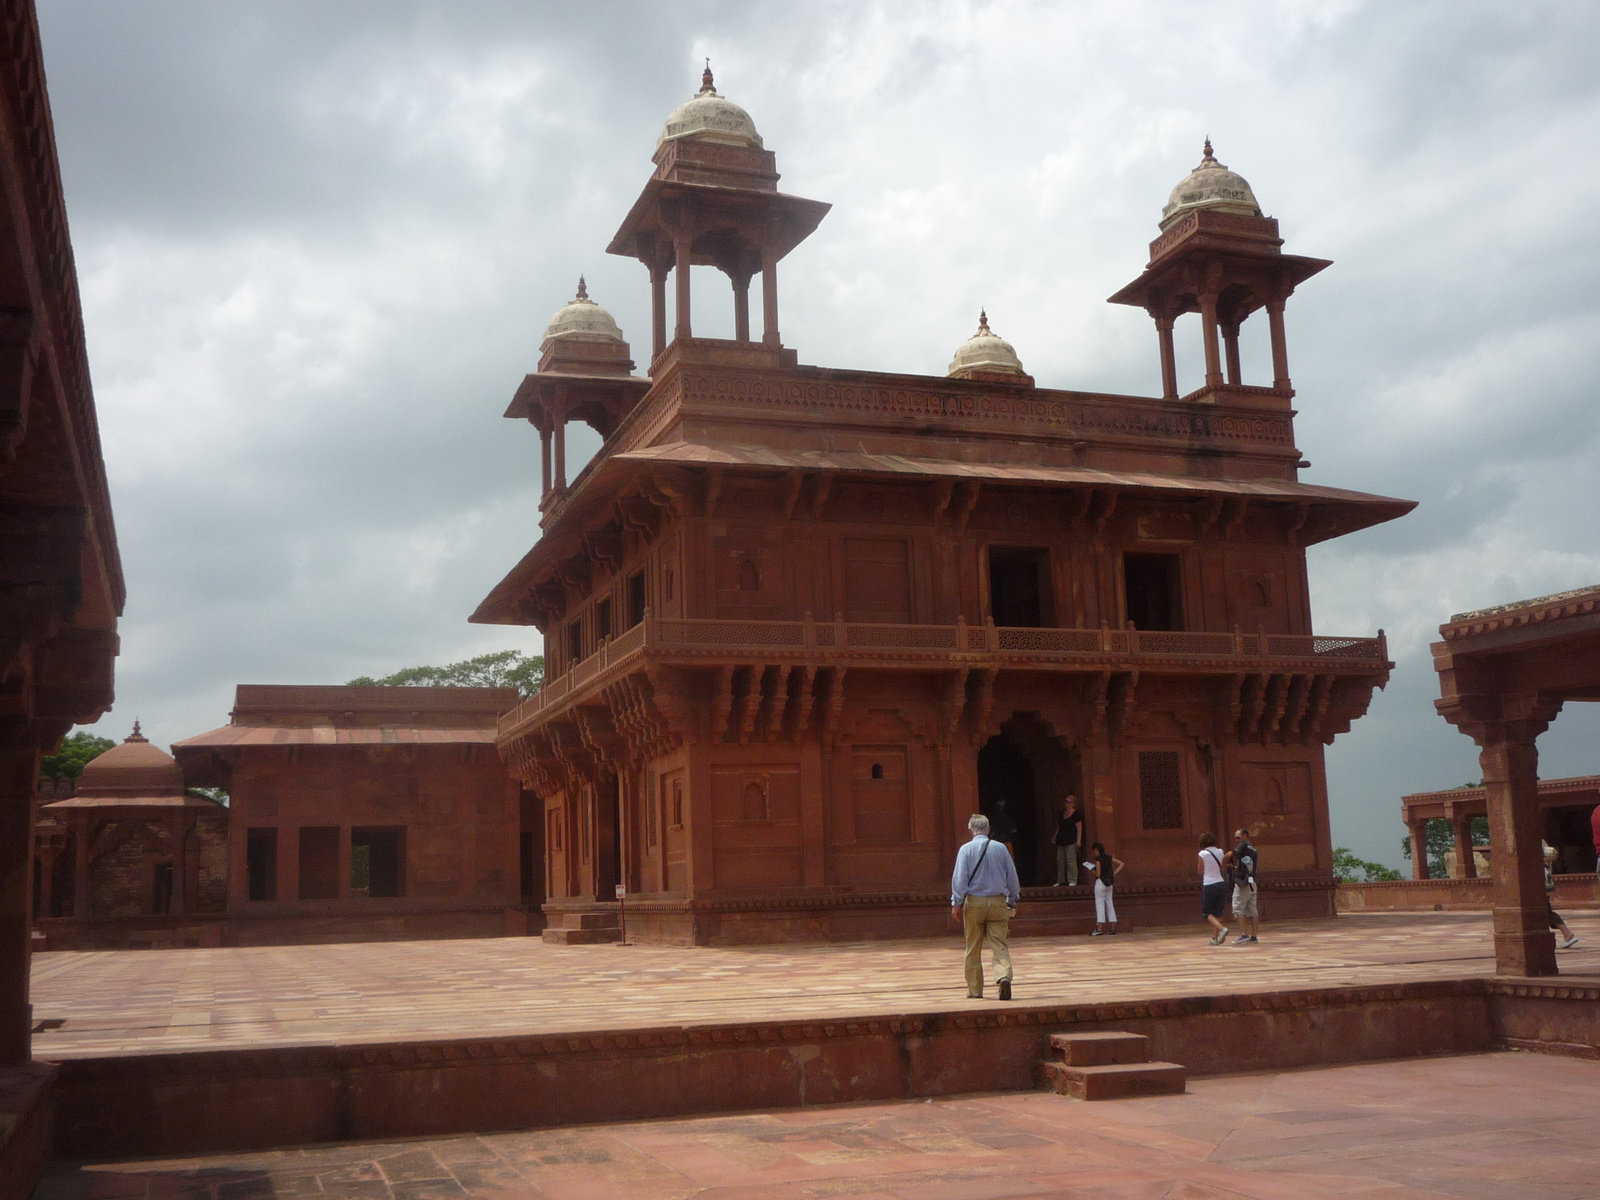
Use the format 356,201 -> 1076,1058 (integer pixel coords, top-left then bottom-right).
1211,928 -> 1229,945
1561,935 -> 1580,949
1091,929 -> 1105,936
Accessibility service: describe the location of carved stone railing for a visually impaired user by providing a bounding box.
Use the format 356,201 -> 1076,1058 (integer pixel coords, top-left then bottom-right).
499,615 -> 1389,736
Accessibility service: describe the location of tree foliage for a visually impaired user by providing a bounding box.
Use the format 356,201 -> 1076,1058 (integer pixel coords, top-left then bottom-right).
348,650 -> 544,697
1333,847 -> 1402,883
39,731 -> 115,784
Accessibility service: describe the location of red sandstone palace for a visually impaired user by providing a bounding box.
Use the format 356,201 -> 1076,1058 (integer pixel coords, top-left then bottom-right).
471,69 -> 1415,945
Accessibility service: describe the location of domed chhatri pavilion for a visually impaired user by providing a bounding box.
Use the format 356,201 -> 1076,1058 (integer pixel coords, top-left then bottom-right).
473,72 -> 1415,944
33,724 -> 227,923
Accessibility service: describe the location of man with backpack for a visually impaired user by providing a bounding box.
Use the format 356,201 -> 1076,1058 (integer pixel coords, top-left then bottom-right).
1228,828 -> 1260,944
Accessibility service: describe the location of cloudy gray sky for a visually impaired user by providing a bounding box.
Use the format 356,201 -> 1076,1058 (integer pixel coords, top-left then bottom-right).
37,0 -> 1600,868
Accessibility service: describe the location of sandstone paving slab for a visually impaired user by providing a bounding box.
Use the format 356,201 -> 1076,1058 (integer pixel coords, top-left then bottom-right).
40,1052 -> 1600,1199
27,912 -> 1600,1060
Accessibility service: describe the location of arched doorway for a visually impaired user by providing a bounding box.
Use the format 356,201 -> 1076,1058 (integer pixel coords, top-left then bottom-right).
977,735 -> 1037,886
977,714 -> 1079,888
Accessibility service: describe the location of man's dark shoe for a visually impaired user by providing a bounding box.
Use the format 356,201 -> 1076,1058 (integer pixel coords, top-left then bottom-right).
998,979 -> 1012,1001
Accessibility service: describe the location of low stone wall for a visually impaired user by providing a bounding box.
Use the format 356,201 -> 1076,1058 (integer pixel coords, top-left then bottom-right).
1337,874 -> 1600,913
51,978 -> 1500,1158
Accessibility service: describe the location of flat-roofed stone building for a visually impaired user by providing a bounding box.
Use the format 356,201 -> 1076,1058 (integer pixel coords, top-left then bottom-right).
473,73 -> 1414,944
172,685 -> 531,945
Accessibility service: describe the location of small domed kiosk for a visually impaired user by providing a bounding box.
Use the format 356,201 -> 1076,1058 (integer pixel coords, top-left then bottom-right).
947,311 -> 1033,385
1109,139 -> 1329,403
35,724 -> 227,922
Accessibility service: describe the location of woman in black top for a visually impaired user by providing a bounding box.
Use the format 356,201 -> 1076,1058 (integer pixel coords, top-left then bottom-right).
1081,841 -> 1125,935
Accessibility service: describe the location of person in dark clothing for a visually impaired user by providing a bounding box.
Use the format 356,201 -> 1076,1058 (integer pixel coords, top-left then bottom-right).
1081,841 -> 1125,935
989,798 -> 1019,860
1052,795 -> 1084,886
1228,828 -> 1259,944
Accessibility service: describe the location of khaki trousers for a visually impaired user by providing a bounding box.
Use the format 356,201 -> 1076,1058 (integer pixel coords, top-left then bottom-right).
962,894 -> 1012,996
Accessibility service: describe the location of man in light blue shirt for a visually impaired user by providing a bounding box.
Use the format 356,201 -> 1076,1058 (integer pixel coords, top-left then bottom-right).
951,813 -> 1022,1000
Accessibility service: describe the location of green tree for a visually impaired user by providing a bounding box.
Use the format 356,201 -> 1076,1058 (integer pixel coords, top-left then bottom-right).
1400,807 -> 1490,878
39,731 -> 115,785
348,650 -> 544,697
1333,847 -> 1402,882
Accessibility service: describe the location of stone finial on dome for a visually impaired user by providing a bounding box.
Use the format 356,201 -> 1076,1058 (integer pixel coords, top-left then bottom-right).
1159,138 -> 1262,230
128,719 -> 146,743
658,64 -> 763,150
541,278 -> 625,350
948,310 -> 1031,382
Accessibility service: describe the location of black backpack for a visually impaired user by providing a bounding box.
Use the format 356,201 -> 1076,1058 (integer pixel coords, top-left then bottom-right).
1233,843 -> 1257,887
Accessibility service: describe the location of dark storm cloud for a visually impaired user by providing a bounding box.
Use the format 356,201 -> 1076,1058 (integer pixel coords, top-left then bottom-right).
35,0 -> 1600,868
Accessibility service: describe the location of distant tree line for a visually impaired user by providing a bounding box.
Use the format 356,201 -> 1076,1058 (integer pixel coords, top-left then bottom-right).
348,649 -> 544,698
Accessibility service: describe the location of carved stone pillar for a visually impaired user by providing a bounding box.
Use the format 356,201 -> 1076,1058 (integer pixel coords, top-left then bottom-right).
1408,819 -> 1431,880
1155,315 -> 1177,401
674,229 -> 693,343
1449,807 -> 1477,879
1479,730 -> 1557,975
552,386 -> 568,494
1222,322 -> 1242,386
1198,292 -> 1223,389
539,425 -> 552,498
732,271 -> 751,343
1266,298 -> 1291,391
72,812 -> 90,918
0,717 -> 38,1065
761,247 -> 780,347
650,258 -> 668,362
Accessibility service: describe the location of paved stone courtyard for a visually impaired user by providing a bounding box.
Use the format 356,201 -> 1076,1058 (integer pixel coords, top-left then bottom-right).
30,911 -> 1600,1059
35,1051 -> 1600,1200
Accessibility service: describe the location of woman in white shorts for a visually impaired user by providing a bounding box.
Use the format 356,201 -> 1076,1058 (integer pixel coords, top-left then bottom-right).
1082,841 -> 1126,936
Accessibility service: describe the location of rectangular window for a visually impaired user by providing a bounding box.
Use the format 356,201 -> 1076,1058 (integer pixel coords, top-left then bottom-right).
246,827 -> 278,901
1124,552 -> 1183,632
596,597 -> 613,643
1138,751 -> 1184,831
627,571 -> 646,628
351,827 -> 404,898
297,826 -> 341,900
988,546 -> 1050,628
566,620 -> 583,665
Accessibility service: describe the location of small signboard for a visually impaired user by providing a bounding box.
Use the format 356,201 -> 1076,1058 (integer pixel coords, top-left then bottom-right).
615,884 -> 626,899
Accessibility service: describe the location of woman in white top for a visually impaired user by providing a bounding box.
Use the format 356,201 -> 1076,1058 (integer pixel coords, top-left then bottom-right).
1197,833 -> 1229,945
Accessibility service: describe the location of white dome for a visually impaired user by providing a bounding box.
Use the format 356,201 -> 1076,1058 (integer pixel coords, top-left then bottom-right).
1159,139 -> 1262,229
947,311 -> 1027,378
541,278 -> 625,349
657,65 -> 762,151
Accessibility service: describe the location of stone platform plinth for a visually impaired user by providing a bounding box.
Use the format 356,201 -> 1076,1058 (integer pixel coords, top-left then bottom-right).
0,1062 -> 55,1200
30,912 -> 1600,1159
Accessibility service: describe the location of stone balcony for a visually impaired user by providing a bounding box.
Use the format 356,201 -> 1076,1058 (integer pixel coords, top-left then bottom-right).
498,613 -> 1390,741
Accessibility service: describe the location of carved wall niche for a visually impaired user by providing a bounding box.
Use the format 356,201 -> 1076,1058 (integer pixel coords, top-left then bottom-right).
1225,548 -> 1290,634
661,766 -> 689,892
712,524 -> 785,618
1234,758 -> 1317,869
710,762 -> 802,888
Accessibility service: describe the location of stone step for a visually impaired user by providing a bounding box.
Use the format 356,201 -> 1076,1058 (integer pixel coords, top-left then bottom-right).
1047,1031 -> 1151,1066
550,912 -> 621,930
1040,1059 -> 1187,1101
541,926 -> 622,945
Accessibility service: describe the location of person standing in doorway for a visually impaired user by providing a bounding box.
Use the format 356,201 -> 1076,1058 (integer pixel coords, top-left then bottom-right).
1082,841 -> 1124,935
1052,795 -> 1084,887
951,814 -> 1022,1000
989,798 -> 1019,861
1198,833 -> 1229,945
1228,828 -> 1259,944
